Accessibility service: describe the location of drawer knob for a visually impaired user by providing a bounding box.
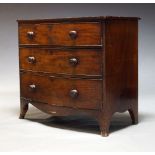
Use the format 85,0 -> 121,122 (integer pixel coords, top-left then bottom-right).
69,57 -> 78,66
70,89 -> 79,98
27,31 -> 34,39
69,30 -> 77,39
29,84 -> 36,91
27,56 -> 36,64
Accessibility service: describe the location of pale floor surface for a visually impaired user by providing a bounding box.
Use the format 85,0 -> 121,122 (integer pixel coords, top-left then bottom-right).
0,91 -> 155,152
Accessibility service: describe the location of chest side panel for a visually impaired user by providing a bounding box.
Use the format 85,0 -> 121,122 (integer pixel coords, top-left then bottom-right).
104,19 -> 138,113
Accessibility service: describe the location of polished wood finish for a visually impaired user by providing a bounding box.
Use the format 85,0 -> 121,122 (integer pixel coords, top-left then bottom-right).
17,16 -> 140,24
18,16 -> 140,136
20,72 -> 102,110
99,19 -> 139,136
19,22 -> 101,46
19,48 -> 102,75
19,98 -> 28,119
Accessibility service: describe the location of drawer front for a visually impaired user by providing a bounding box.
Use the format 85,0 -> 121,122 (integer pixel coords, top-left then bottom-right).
19,22 -> 101,46
20,73 -> 102,110
19,48 -> 102,76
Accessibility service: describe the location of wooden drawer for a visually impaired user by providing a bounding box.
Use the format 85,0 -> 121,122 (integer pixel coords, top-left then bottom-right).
20,72 -> 102,110
19,22 -> 101,46
19,48 -> 102,76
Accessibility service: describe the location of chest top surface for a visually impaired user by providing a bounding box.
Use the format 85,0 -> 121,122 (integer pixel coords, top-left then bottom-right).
17,16 -> 140,23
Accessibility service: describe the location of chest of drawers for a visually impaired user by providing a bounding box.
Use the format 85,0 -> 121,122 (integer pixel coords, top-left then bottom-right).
18,16 -> 140,136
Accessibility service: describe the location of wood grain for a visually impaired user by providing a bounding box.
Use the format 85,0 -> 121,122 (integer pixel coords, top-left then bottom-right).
19,48 -> 102,76
18,16 -> 140,136
20,72 -> 102,110
17,16 -> 140,24
19,22 -> 101,46
99,19 -> 139,136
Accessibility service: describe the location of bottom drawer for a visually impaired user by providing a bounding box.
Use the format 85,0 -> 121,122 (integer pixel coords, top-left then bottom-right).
20,72 -> 102,110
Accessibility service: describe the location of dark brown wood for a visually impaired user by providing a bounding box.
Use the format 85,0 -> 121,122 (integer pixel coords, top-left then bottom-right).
99,18 -> 139,136
21,98 -> 99,118
19,22 -> 101,46
19,48 -> 102,76
20,70 -> 102,79
19,98 -> 29,119
18,16 -> 140,136
20,72 -> 102,110
128,105 -> 138,124
17,16 -> 140,24
19,45 -> 103,49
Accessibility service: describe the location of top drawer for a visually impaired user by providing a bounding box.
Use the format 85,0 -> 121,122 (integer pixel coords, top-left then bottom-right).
18,22 -> 102,46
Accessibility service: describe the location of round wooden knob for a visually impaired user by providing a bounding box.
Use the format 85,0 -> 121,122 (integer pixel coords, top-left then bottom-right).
70,89 -> 79,98
27,31 -> 34,39
69,57 -> 78,66
29,84 -> 36,91
27,56 -> 36,64
69,30 -> 77,39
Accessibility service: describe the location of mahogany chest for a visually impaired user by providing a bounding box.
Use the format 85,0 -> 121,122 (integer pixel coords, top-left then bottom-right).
17,16 -> 140,136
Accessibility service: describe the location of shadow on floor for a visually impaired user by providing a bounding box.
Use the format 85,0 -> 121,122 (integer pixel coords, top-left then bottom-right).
23,110 -> 149,135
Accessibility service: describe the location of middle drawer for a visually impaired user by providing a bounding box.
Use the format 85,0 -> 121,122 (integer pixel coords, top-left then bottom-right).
19,48 -> 102,76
